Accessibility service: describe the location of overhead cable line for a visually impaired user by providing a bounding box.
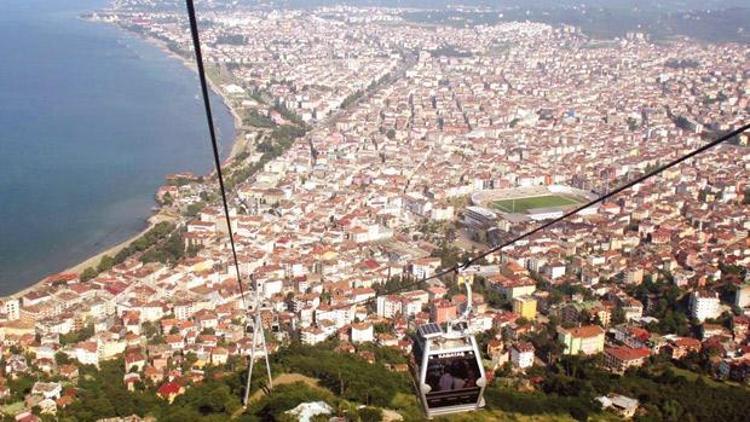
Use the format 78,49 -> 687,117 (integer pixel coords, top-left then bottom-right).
348,122 -> 750,309
185,0 -> 247,308
459,123 -> 750,268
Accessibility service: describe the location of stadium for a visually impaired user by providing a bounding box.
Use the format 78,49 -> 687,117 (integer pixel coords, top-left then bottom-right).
470,185 -> 598,221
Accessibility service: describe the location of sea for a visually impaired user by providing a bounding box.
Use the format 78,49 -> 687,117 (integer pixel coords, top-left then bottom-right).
0,0 -> 235,295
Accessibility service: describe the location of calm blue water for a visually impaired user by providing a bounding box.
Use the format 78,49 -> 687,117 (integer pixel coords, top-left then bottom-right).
0,0 -> 235,294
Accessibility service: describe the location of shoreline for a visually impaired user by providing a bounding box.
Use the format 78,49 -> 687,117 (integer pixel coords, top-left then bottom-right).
128,28 -> 246,164
6,211 -> 178,301
2,18 -> 247,302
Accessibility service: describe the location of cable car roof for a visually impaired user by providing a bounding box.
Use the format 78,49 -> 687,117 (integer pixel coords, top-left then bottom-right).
418,322 -> 443,339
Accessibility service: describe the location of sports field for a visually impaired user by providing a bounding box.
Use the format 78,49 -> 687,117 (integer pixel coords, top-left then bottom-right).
492,195 -> 580,213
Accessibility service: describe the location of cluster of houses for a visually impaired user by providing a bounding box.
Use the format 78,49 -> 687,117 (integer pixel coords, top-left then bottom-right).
3,2 -> 750,420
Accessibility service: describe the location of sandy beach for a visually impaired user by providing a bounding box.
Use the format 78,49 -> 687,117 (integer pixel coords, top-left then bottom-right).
63,210 -> 179,275
3,20 -> 248,301
5,210 -> 179,301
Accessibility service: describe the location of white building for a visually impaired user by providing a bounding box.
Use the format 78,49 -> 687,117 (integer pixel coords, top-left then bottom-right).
402,291 -> 428,314
735,284 -> 750,308
31,382 -> 62,400
301,327 -> 329,345
690,291 -> 720,322
376,295 -> 402,318
527,208 -> 564,221
430,205 -> 454,221
36,317 -> 74,335
298,307 -> 314,328
315,306 -> 354,329
596,394 -> 640,419
174,302 -> 195,320
139,303 -> 165,322
97,334 -> 127,360
510,342 -> 535,369
542,262 -> 567,280
350,288 -> 376,303
74,342 -> 100,367
350,323 -> 374,344
411,257 -> 441,280
262,279 -> 284,298
463,206 -> 498,228
4,299 -> 20,321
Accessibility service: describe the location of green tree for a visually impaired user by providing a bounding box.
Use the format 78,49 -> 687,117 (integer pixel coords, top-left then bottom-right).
245,382 -> 333,421
80,267 -> 97,282
173,381 -> 241,417
141,321 -> 159,339
186,202 -> 205,217
612,307 -> 627,325
97,255 -> 115,273
274,343 -> 410,407
7,374 -> 36,401
357,406 -> 383,422
60,324 -> 95,346
661,399 -> 684,421
55,351 -> 72,365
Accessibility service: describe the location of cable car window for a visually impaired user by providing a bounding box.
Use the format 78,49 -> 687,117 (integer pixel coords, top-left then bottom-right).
424,350 -> 482,408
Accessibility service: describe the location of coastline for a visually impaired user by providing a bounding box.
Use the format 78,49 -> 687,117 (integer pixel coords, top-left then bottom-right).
3,18 -> 247,301
129,28 -> 246,164
6,211 -> 178,301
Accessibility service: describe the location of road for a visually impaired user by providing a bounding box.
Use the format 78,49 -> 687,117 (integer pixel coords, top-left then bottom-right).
320,49 -> 418,130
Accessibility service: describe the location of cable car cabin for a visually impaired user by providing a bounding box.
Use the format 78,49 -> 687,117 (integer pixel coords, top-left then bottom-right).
413,322 -> 486,418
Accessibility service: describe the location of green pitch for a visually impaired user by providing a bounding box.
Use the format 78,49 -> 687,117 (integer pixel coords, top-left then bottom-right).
492,195 -> 579,213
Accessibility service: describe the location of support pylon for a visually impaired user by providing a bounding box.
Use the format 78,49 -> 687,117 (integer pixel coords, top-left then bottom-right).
243,276 -> 273,406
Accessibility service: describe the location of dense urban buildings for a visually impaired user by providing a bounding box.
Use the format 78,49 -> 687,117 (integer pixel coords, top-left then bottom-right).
1,1 -> 749,420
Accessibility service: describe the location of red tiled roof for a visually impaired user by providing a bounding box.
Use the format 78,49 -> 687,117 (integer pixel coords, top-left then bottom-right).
566,325 -> 605,338
157,381 -> 182,397
606,346 -> 650,361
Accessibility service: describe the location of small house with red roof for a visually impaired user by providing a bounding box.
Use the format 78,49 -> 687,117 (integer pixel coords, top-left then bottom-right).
605,346 -> 650,373
157,381 -> 185,404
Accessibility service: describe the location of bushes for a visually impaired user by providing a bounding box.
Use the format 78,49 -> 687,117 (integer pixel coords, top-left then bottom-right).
243,110 -> 275,128
60,324 -> 94,345
341,90 -> 364,109
484,386 -> 595,421
616,368 -> 750,422
272,103 -> 308,128
270,125 -> 306,145
484,360 -> 750,422
54,342 -> 409,421
186,202 -> 205,217
59,359 -> 160,421
59,360 -> 245,421
140,231 -> 185,264
226,123 -> 307,191
274,343 -> 410,407
357,406 -> 383,422
109,221 -> 176,265
243,382 -> 335,421
172,381 -> 241,417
